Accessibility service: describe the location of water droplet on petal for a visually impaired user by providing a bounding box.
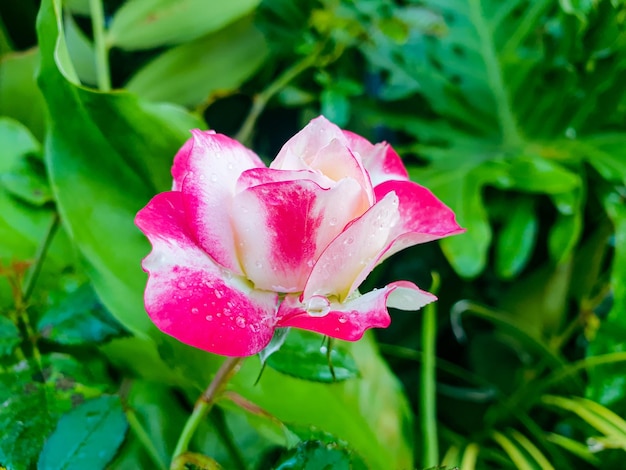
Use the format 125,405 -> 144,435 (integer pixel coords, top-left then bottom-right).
227,163 -> 234,170
214,289 -> 223,299
306,295 -> 331,317
344,237 -> 354,245
255,261 -> 263,269
235,316 -> 246,328
191,307 -> 199,314
338,315 -> 348,324
329,217 -> 338,226
205,314 -> 213,321
177,281 -> 187,289
210,173 -> 218,182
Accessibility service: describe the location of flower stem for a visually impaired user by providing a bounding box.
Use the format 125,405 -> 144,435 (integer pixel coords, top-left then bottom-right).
89,0 -> 111,91
170,356 -> 244,467
235,51 -> 320,146
22,212 -> 59,301
420,273 -> 440,468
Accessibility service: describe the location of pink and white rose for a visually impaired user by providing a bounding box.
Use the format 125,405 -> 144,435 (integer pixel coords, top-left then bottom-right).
135,116 -> 463,356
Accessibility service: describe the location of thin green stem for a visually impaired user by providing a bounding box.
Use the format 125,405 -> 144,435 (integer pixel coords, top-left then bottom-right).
420,273 -> 440,468
22,212 -> 59,301
235,51 -> 320,146
89,0 -> 111,91
126,407 -> 167,470
210,408 -> 246,470
170,356 -> 244,467
17,212 -> 60,367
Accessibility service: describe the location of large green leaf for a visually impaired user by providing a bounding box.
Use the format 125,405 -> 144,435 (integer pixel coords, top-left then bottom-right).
107,0 -> 261,50
37,0 -> 203,335
0,48 -> 46,139
126,16 -> 267,108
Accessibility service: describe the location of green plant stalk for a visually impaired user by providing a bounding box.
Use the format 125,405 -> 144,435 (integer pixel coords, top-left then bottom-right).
18,212 -> 60,367
126,407 -> 167,470
420,274 -> 440,468
171,356 -> 244,467
210,408 -> 246,470
235,51 -> 320,146
89,0 -> 111,91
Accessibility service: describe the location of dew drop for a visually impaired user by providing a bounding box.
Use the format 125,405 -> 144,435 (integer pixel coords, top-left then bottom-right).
306,295 -> 331,317
255,261 -> 263,269
227,162 -> 234,170
329,217 -> 338,226
205,314 -> 213,321
177,281 -> 187,289
344,237 -> 354,245
210,173 -> 218,182
307,259 -> 315,268
235,316 -> 246,328
249,324 -> 258,333
338,315 -> 348,324
214,289 -> 223,299
191,307 -> 199,314
223,308 -> 232,317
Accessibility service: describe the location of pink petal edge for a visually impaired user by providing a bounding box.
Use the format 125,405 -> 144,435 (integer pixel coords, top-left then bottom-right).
277,281 -> 436,341
181,130 -> 266,275
135,191 -> 278,356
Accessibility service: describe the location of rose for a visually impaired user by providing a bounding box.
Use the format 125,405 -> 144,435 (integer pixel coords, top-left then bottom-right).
135,116 -> 463,356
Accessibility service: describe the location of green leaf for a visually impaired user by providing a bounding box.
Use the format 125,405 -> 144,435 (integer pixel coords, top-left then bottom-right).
107,0 -> 261,50
0,117 -> 40,167
0,49 -> 47,140
273,440 -> 359,470
0,315 -> 20,357
495,196 -> 538,279
37,283 -> 128,345
320,89 -> 350,127
0,365 -> 57,469
126,16 -> 267,108
37,0 -> 204,335
583,134 -> 626,184
0,354 -> 109,469
587,188 -> 626,404
1,153 -> 53,206
64,13 -> 96,86
266,330 -> 359,383
235,334 -> 414,469
38,395 -> 128,470
501,156 -> 580,194
541,394 -> 626,447
414,159 -> 497,278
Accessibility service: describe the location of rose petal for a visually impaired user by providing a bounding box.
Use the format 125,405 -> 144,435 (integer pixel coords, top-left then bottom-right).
271,116 -> 347,171
181,130 -> 265,274
303,192 -> 401,301
277,281 -> 435,341
342,130 -> 409,185
172,132 -> 212,191
136,191 -> 278,356
374,180 -> 465,264
232,175 -> 364,292
309,138 -> 374,209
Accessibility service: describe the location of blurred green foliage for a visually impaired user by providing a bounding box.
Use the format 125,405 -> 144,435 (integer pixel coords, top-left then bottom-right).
1,0 -> 626,468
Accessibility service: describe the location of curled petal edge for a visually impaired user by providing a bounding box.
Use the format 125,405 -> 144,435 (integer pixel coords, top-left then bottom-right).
277,281 -> 436,341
